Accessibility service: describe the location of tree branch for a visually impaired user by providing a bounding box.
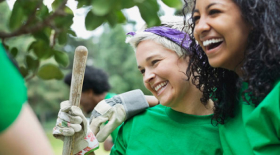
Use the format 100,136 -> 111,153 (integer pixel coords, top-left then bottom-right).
0,0 -> 68,38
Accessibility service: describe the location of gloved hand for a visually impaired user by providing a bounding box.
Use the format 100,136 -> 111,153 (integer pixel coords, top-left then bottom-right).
89,89 -> 149,142
53,101 -> 99,155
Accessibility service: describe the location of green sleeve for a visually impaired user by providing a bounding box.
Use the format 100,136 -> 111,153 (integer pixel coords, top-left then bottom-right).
0,44 -> 27,133
110,125 -> 121,143
110,122 -> 129,155
104,93 -> 117,99
245,81 -> 280,154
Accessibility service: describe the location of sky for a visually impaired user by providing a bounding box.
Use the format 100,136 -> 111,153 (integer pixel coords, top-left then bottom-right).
6,0 -> 175,39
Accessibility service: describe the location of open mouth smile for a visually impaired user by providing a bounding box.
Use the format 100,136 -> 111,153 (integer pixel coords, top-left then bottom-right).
153,81 -> 168,93
203,38 -> 224,52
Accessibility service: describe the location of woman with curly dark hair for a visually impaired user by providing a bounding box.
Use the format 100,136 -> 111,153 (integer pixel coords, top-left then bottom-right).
184,0 -> 280,154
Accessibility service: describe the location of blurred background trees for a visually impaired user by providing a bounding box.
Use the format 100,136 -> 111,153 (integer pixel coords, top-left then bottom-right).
0,0 -> 183,122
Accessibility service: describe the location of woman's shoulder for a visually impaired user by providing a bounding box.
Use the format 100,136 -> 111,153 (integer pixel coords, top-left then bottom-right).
261,80 -> 280,104
127,104 -> 166,121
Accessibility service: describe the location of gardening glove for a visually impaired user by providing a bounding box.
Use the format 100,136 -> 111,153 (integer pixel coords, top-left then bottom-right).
89,89 -> 149,142
53,101 -> 99,155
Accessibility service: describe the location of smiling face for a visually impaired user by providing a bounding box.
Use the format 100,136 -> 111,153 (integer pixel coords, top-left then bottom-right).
136,40 -> 191,109
193,0 -> 251,72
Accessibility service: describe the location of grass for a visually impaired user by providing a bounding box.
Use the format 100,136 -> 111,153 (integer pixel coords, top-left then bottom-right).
43,119 -> 110,155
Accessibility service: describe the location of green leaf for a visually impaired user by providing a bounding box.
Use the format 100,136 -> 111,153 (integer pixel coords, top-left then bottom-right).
9,1 -> 26,30
116,10 -> 126,23
161,0 -> 182,9
106,14 -> 117,27
28,40 -> 53,59
77,1 -> 86,9
58,31 -> 68,45
10,47 -> 18,58
52,5 -> 74,29
54,50 -> 69,67
37,4 -> 49,19
85,11 -> 105,30
53,13 -> 74,28
33,31 -> 50,45
52,0 -> 64,11
106,10 -> 126,27
64,6 -> 74,15
92,0 -> 117,16
43,27 -> 52,37
137,0 -> 161,27
43,48 -> 54,59
37,64 -> 64,80
20,0 -> 40,16
120,0 -> 135,9
26,55 -> 40,71
29,40 -> 46,58
28,41 -> 36,52
19,66 -> 29,78
67,29 -> 77,37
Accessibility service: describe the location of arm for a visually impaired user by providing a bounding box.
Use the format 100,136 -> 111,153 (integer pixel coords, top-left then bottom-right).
104,137 -> 114,151
145,95 -> 159,107
110,124 -> 127,155
0,104 -> 54,155
0,44 -> 54,154
90,89 -> 149,142
245,81 -> 280,154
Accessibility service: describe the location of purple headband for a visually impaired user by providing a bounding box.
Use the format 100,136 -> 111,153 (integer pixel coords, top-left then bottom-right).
127,26 -> 191,51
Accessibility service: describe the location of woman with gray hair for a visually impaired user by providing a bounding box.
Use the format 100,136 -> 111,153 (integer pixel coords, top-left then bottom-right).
52,16 -> 222,155
110,16 -> 222,154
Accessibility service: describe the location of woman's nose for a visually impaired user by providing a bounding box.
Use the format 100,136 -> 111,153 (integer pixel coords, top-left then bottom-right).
144,70 -> 155,84
194,17 -> 210,38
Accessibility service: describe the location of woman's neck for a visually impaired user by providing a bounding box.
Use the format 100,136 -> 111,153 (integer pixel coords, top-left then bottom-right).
234,66 -> 243,77
171,85 -> 214,115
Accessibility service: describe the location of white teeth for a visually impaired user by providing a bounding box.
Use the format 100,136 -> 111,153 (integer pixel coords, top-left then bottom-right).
203,38 -> 224,47
154,81 -> 167,92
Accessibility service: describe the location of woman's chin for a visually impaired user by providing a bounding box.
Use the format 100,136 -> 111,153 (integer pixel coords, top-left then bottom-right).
208,60 -> 220,68
159,100 -> 171,107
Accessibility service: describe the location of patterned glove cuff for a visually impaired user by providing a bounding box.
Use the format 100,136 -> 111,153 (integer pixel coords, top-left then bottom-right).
76,126 -> 99,155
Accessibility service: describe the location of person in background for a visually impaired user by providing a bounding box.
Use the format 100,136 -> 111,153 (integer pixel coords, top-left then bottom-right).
62,65 -> 159,152
0,43 -> 55,155
54,74 -> 158,154
64,66 -> 117,151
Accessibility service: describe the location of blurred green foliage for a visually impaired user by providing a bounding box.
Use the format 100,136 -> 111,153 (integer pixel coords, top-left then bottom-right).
0,0 -> 182,80
0,0 -> 183,120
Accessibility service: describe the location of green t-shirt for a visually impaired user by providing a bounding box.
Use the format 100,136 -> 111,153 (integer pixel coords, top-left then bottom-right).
105,93 -> 117,100
0,44 -> 27,133
110,104 -> 222,155
219,81 -> 280,155
105,92 -> 120,143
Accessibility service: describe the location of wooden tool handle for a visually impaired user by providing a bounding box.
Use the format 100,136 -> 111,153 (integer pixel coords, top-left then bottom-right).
62,46 -> 88,155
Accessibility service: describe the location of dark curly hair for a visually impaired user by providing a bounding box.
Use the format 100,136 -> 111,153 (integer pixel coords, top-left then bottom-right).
183,0 -> 280,124
64,66 -> 111,94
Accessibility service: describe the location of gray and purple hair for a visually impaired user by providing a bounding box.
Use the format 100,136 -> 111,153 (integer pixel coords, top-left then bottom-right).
125,16 -> 192,57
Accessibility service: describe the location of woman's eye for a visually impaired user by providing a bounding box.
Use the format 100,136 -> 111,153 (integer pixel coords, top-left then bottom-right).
192,15 -> 200,23
209,9 -> 220,15
140,69 -> 145,74
151,60 -> 159,65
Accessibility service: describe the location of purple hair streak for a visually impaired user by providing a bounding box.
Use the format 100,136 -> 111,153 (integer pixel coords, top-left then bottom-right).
127,26 -> 191,51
